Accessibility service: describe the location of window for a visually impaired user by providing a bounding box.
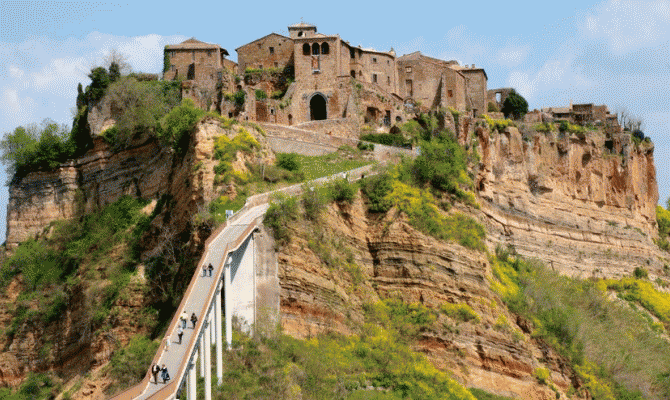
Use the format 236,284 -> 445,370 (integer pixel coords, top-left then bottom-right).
372,57 -> 377,63
303,43 -> 310,55
269,47 -> 274,54
387,76 -> 390,85
169,51 -> 175,58
258,43 -> 262,48
207,50 -> 212,57
321,42 -> 329,54
170,64 -> 175,71
448,90 -> 453,97
387,60 -> 390,65
191,51 -> 195,61
350,48 -> 355,59
312,43 -> 320,55
298,31 -> 303,37
372,74 -> 378,83
406,66 -> 412,73
350,70 -> 355,78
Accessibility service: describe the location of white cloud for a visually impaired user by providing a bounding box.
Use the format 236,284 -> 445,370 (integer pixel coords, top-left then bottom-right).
580,0 -> 670,54
497,47 -> 527,67
0,88 -> 36,130
8,65 -> 24,80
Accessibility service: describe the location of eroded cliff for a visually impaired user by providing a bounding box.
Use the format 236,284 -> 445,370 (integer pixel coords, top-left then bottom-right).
476,126 -> 663,279
277,197 -> 582,400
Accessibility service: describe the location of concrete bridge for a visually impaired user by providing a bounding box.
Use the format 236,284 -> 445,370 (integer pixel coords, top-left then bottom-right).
107,164 -> 378,400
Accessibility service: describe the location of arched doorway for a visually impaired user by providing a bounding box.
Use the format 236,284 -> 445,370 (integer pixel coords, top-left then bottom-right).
310,94 -> 327,121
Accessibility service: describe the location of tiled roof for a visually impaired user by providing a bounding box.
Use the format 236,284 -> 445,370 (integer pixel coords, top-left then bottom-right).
166,38 -> 222,50
289,22 -> 316,28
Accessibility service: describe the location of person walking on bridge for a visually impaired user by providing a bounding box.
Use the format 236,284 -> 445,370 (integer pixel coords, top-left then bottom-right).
208,263 -> 214,277
151,364 -> 160,384
161,364 -> 170,383
190,312 -> 198,329
180,311 -> 188,329
177,326 -> 183,344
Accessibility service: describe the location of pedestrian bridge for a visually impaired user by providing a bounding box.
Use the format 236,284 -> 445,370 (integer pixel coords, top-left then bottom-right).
108,203 -> 269,400
108,164 -> 376,400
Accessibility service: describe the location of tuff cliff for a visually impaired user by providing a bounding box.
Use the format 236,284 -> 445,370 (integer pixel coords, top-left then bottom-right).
277,197 -> 581,400
476,126 -> 661,279
1,109 -> 664,399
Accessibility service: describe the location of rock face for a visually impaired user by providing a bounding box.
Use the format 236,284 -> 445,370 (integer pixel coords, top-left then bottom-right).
278,198 -> 583,400
6,136 -> 172,249
476,126 -> 662,278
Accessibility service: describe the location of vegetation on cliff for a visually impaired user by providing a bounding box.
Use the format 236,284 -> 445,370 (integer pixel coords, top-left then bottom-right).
0,196 -> 167,399
491,247 -> 670,399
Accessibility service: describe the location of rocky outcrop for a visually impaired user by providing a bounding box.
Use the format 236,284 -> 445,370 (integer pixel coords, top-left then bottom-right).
6,136 -> 171,249
278,197 -> 583,400
476,126 -> 663,279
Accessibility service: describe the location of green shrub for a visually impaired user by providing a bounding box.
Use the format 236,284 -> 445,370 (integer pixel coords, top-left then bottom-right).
360,133 -> 410,148
232,90 -> 246,108
357,141 -> 374,151
633,267 -> 649,279
264,195 -> 299,245
412,132 -> 467,194
441,303 -> 480,323
108,334 -> 159,389
533,122 -> 554,133
469,388 -> 515,400
159,98 -> 204,154
533,367 -> 551,385
276,153 -> 301,172
327,178 -> 356,203
254,89 -> 267,100
302,186 -> 326,221
365,299 -> 437,339
487,101 -> 499,113
361,173 -> 393,213
500,90 -> 528,120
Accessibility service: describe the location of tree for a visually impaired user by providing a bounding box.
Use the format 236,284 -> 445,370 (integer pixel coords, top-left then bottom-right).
76,83 -> 85,109
85,67 -> 110,105
501,90 -> 528,120
103,48 -> 131,75
108,62 -> 121,83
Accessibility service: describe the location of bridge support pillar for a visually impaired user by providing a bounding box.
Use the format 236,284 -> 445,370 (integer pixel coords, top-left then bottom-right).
225,255 -> 232,350
188,361 -> 196,400
204,315 -> 212,400
199,334 -> 205,378
215,283 -> 223,384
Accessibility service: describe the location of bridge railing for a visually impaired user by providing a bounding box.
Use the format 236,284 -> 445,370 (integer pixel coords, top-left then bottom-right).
108,214 -> 262,400
108,163 -> 383,399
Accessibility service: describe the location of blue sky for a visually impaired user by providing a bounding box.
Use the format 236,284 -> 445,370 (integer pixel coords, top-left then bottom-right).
1,0 -> 669,243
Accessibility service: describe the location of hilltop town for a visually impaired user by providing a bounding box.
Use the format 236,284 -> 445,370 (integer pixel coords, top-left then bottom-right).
162,22 -> 620,133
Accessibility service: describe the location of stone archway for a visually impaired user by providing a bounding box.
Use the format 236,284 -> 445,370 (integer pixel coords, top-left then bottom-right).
310,94 -> 327,121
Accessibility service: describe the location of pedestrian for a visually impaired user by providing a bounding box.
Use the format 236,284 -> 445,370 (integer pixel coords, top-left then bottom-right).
164,336 -> 171,352
190,312 -> 198,329
180,311 -> 188,329
177,326 -> 183,344
151,364 -> 160,384
202,263 -> 207,277
161,364 -> 170,383
207,263 -> 214,277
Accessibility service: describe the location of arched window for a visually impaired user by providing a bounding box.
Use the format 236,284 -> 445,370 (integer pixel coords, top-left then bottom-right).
302,43 -> 310,55
350,70 -> 355,78
321,42 -> 329,54
312,43 -> 320,55
298,31 -> 303,37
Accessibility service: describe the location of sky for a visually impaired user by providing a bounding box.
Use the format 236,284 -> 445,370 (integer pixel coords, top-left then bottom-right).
1,0 -> 669,243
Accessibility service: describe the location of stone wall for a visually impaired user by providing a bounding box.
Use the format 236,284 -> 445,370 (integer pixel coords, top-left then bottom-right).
236,33 -> 294,73
397,54 -> 466,111
460,68 -> 487,116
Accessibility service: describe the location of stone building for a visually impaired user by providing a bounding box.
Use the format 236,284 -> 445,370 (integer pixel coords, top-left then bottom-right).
487,88 -> 515,111
541,103 -> 618,125
173,23 -> 489,129
453,65 -> 487,117
163,38 -> 235,110
236,33 -> 295,73
396,52 -> 466,111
